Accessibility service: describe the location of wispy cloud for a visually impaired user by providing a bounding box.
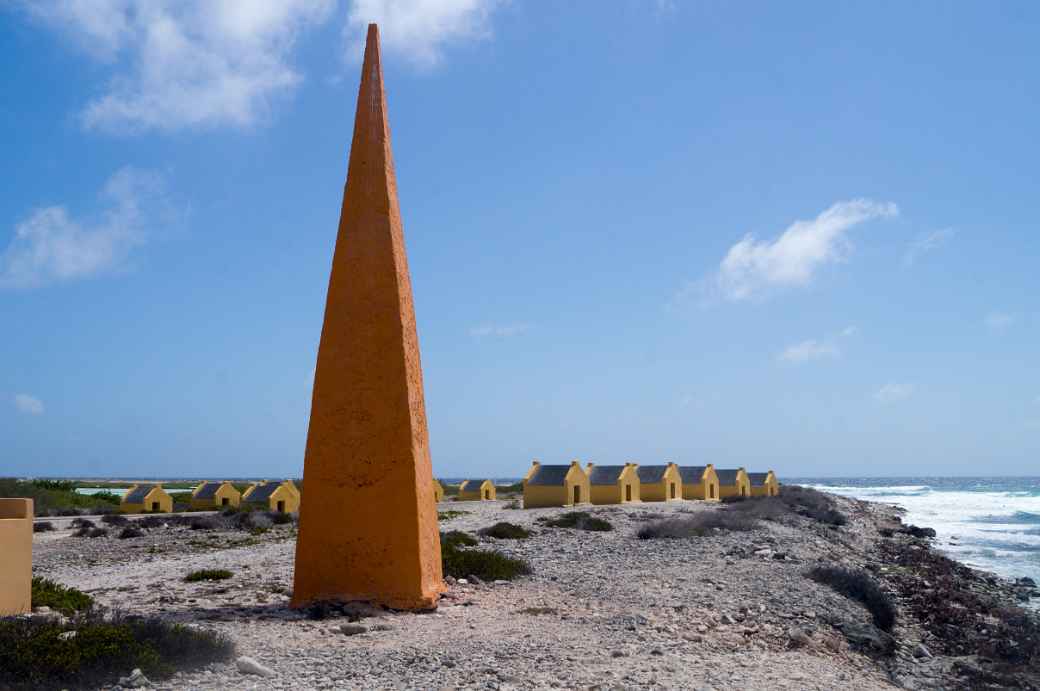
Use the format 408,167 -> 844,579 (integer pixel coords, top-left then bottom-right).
777,339 -> 839,364
874,383 -> 914,404
698,199 -> 898,303
842,325 -> 859,337
470,323 -> 530,338
0,167 -> 167,289
985,312 -> 1015,331
903,228 -> 955,267
13,393 -> 44,415
344,0 -> 501,67
23,1 -> 336,132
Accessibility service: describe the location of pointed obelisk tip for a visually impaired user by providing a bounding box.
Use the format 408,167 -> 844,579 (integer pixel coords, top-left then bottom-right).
367,23 -> 378,42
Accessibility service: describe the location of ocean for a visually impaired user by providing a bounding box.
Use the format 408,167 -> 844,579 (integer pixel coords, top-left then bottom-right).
792,477 -> 1040,585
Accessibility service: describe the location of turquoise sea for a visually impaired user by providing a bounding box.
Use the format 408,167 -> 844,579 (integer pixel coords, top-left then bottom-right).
792,477 -> 1040,585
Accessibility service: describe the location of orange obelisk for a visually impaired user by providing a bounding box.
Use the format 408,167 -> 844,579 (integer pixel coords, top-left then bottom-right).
292,24 -> 444,610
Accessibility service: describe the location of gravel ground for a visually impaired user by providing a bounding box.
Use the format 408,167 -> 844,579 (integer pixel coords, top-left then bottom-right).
29,495 -> 1032,690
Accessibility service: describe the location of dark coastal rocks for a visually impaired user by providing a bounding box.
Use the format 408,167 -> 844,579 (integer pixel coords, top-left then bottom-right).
899,525 -> 937,539
835,621 -> 896,655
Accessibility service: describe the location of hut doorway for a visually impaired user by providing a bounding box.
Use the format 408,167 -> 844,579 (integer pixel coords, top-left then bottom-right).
277,500 -> 285,513
709,485 -> 716,499
670,483 -> 676,499
222,497 -> 229,506
573,485 -> 581,505
484,490 -> 489,499
151,502 -> 159,512
625,485 -> 632,502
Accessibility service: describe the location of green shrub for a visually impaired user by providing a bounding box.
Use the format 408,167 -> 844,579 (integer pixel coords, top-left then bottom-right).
184,569 -> 232,583
441,544 -> 530,581
0,611 -> 233,688
479,522 -> 531,540
73,527 -> 108,539
118,526 -> 145,539
441,530 -> 477,548
33,522 -> 55,533
0,478 -> 121,516
437,510 -> 470,521
540,511 -> 613,532
778,486 -> 848,526
268,511 -> 293,525
808,565 -> 896,632
31,578 -> 94,615
100,514 -> 128,526
637,511 -> 756,539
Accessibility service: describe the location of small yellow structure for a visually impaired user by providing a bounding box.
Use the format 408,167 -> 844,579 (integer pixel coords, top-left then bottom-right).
749,471 -> 780,497
636,463 -> 683,502
0,498 -> 32,615
680,465 -> 720,501
716,468 -> 751,499
432,479 -> 445,503
587,463 -> 641,504
458,479 -> 496,501
121,484 -> 173,514
190,481 -> 241,510
243,480 -> 300,513
522,460 -> 590,508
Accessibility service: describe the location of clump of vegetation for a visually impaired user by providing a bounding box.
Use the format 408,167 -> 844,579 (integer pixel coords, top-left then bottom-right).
184,569 -> 233,583
441,530 -> 477,548
439,531 -> 530,581
479,522 -> 531,540
0,478 -> 122,516
33,522 -> 55,533
100,513 -> 128,526
777,486 -> 847,526
268,511 -> 293,525
437,510 -> 470,521
503,500 -> 521,510
808,565 -> 896,632
540,511 -> 613,532
70,517 -> 96,529
138,515 -> 167,529
189,517 -> 219,531
0,611 -> 234,689
118,526 -> 145,539
517,606 -> 557,616
32,578 -> 94,615
637,511 -> 756,539
723,496 -> 790,522
73,527 -> 109,539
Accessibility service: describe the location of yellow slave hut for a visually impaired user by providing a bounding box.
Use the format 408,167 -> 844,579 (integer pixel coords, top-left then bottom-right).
680,465 -> 720,501
586,463 -> 640,504
522,461 -> 590,508
120,484 -> 173,514
716,468 -> 751,499
749,471 -> 780,497
432,479 -> 445,503
190,481 -> 241,510
636,463 -> 683,502
458,479 -> 496,501
243,480 -> 300,514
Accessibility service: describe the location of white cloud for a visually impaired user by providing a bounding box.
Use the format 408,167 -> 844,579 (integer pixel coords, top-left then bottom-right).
708,199 -> 898,302
344,0 -> 499,66
985,312 -> 1015,331
470,323 -> 530,338
778,339 -> 840,364
24,1 -> 335,132
903,228 -> 955,267
841,325 -> 859,337
14,394 -> 44,415
874,383 -> 914,404
0,167 -> 166,289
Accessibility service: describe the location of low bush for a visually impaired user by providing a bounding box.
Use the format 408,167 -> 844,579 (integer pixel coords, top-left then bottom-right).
808,565 -> 896,632
724,496 -> 790,522
777,486 -> 848,526
189,517 -> 219,531
479,522 -> 531,540
118,526 -> 145,539
73,527 -> 109,539
184,569 -> 233,583
138,515 -> 167,529
437,510 -> 470,521
70,518 -> 95,529
441,530 -> 477,548
268,511 -> 293,525
100,514 -> 128,526
31,577 -> 94,615
637,511 -> 756,539
33,522 -> 55,533
0,611 -> 234,689
503,500 -> 521,510
441,543 -> 530,581
540,511 -> 613,532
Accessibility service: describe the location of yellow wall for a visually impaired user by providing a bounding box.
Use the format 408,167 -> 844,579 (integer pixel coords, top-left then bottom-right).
587,464 -> 641,505
718,468 -> 751,499
432,480 -> 444,502
121,485 -> 174,514
641,463 -> 683,502
750,471 -> 780,497
190,482 -> 241,509
683,465 -> 720,501
0,498 -> 32,615
522,462 -> 590,508
458,480 -> 496,501
244,481 -> 301,513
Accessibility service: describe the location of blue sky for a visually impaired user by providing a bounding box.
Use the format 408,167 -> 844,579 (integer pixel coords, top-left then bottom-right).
2,1 -> 1038,479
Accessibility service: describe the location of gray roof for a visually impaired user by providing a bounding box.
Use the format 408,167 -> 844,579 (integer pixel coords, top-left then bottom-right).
527,465 -> 573,486
636,465 -> 669,483
124,484 -> 156,504
245,481 -> 287,503
194,481 -> 223,499
716,469 -> 741,485
588,465 -> 627,486
679,466 -> 707,483
748,473 -> 769,486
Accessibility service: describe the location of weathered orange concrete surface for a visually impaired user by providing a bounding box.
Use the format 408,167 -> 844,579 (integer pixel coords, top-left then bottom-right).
292,24 -> 444,610
0,499 -> 32,615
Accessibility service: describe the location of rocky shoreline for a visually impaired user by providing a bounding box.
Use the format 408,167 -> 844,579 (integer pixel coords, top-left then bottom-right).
29,490 -> 1040,690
